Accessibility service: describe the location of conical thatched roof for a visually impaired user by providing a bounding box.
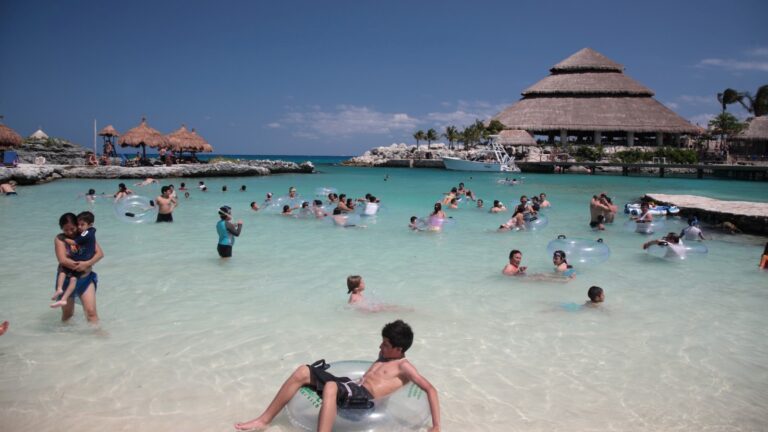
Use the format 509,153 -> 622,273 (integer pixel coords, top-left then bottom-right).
735,116 -> 768,141
98,125 -> 120,137
167,124 -> 202,152
0,119 -> 23,149
496,129 -> 537,146
29,129 -> 49,140
551,47 -> 623,73
494,48 -> 701,134
190,128 -> 213,153
119,117 -> 168,149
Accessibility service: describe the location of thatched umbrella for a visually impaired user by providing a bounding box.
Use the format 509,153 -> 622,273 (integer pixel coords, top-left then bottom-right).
98,125 -> 120,156
167,124 -> 201,156
733,116 -> 768,157
190,128 -> 214,153
0,116 -> 23,150
118,117 -> 168,159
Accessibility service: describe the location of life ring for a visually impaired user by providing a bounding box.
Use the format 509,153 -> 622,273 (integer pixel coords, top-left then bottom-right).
113,196 -> 157,223
524,214 -> 548,231
286,360 -> 430,432
546,235 -> 610,264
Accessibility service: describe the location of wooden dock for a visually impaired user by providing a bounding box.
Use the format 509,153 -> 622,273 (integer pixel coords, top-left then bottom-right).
645,193 -> 768,236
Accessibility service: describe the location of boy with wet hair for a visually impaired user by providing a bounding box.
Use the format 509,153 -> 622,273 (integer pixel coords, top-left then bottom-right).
347,275 -> 364,304
585,286 -> 605,307
234,320 -> 441,432
51,211 -> 96,308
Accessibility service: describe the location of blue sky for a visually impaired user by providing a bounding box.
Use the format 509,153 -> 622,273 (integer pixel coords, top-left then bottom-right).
1,0 -> 766,155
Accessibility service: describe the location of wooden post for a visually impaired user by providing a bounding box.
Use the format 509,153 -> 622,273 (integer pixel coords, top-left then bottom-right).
659,166 -> 665,178
622,166 -> 628,176
697,168 -> 703,179
627,131 -> 634,147
560,130 -> 568,146
594,131 -> 601,145
656,132 -> 664,146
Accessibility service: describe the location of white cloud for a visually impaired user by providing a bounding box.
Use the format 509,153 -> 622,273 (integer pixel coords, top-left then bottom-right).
664,102 -> 680,110
279,105 -> 420,138
696,58 -> 768,72
424,100 -> 510,129
678,95 -> 714,105
688,113 -> 716,127
746,47 -> 768,57
265,122 -> 282,129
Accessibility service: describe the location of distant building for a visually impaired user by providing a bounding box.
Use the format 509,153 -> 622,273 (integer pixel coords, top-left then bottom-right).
494,48 -> 702,146
732,116 -> 768,159
28,129 -> 49,140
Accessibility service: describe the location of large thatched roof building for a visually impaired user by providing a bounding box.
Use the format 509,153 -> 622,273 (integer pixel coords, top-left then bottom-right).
494,48 -> 702,146
732,116 -> 768,158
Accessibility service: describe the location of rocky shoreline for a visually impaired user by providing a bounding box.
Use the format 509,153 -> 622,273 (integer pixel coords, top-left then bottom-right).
0,160 -> 315,185
645,193 -> 768,236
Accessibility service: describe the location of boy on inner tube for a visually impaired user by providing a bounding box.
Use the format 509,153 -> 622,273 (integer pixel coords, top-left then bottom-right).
234,320 -> 441,432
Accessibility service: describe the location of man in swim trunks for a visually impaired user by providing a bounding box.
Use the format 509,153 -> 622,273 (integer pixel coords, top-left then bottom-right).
234,320 -> 441,432
503,249 -> 527,276
155,186 -> 176,223
0,180 -> 18,195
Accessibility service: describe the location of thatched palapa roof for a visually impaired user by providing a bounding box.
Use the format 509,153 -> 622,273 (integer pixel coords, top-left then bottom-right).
496,129 -> 536,146
119,117 -> 169,149
735,116 -> 768,141
190,128 -> 213,153
494,48 -> 702,134
98,125 -> 120,137
167,124 -> 203,152
29,129 -> 49,140
0,118 -> 23,149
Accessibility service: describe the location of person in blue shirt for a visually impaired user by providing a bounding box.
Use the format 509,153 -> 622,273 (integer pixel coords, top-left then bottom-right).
51,211 -> 96,308
217,206 -> 243,258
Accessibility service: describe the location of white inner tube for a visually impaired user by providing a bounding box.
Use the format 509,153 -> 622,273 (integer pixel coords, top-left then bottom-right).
113,196 -> 157,223
546,236 -> 610,264
286,360 -> 430,432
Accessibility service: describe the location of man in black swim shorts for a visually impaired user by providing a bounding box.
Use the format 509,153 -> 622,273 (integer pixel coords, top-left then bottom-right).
155,186 -> 176,223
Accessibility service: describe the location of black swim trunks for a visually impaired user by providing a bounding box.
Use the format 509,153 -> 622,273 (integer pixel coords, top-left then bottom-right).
156,213 -> 173,223
217,244 -> 232,257
306,360 -> 374,409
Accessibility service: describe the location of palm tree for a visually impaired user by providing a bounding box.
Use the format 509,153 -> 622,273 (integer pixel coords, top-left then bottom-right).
717,84 -> 768,116
426,128 -> 438,145
413,130 -> 426,145
443,125 -> 459,149
708,112 -> 745,145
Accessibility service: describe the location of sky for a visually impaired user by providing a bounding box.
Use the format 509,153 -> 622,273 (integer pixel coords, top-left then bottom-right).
1,0 -> 766,155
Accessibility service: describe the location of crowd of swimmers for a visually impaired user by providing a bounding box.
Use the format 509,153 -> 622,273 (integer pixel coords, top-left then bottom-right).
3,176 -> 767,432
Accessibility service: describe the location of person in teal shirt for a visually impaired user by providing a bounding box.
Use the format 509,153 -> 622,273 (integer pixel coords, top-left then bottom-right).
217,206 -> 243,258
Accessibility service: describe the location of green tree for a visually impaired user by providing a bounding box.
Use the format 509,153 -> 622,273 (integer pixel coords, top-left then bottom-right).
486,119 -> 505,135
426,128 -> 438,145
443,125 -> 460,149
413,130 -> 426,145
708,112 -> 745,144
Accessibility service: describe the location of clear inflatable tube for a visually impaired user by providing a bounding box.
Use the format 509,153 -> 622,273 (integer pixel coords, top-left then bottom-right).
415,215 -> 454,232
315,187 -> 338,197
113,196 -> 157,223
546,235 -> 610,264
524,214 -> 548,231
646,242 -> 708,260
264,196 -> 306,213
286,360 -> 430,432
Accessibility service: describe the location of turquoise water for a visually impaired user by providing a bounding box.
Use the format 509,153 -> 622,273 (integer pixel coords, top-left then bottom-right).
1,167 -> 767,431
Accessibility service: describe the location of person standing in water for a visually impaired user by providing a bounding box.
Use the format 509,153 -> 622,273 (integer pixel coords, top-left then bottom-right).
217,206 -> 243,258
155,186 -> 176,223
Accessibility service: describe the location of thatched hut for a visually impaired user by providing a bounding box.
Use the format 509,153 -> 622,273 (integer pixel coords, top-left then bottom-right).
167,125 -> 202,154
118,117 -> 168,159
0,117 -> 23,150
98,125 -> 120,156
28,129 -> 49,140
190,128 -> 214,153
732,116 -> 768,160
494,48 -> 702,147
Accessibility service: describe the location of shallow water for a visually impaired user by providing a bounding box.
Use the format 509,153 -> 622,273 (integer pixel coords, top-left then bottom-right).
1,167 -> 767,432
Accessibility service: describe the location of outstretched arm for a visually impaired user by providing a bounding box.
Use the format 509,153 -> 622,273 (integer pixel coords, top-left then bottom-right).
401,361 -> 440,432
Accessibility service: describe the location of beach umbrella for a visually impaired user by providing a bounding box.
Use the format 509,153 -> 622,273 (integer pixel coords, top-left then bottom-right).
98,125 -> 120,138
118,117 -> 168,159
190,128 -> 214,153
0,116 -> 23,150
166,124 -> 201,156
